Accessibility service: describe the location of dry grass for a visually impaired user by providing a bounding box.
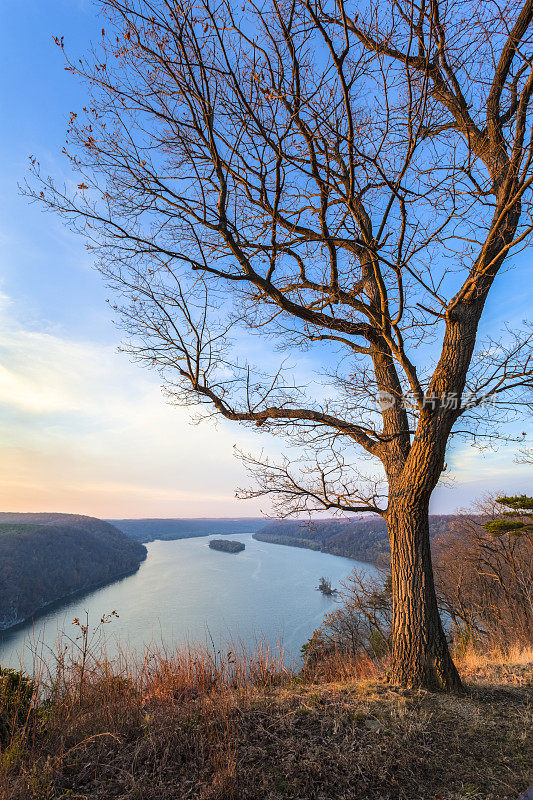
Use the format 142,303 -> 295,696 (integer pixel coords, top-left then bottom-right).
455,642 -> 533,687
0,638 -> 531,800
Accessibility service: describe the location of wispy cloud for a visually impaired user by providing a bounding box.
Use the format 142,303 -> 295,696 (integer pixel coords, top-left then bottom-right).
0,296 -> 268,516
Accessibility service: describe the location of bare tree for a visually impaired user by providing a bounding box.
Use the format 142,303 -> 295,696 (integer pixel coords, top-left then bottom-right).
29,0 -> 533,689
517,445 -> 533,462
309,568 -> 393,660
434,495 -> 533,645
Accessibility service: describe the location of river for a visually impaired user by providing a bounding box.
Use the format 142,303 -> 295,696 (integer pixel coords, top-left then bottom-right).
0,533 -> 377,673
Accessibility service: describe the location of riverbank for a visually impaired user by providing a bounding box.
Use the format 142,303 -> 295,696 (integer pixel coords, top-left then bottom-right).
1,645 -> 531,799
0,515 -> 147,633
253,515 -> 467,566
0,564 -> 145,635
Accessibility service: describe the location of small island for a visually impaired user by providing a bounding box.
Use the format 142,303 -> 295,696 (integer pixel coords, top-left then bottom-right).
209,539 -> 245,554
317,576 -> 337,596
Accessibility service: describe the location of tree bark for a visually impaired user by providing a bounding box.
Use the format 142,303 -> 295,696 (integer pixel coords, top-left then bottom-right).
387,497 -> 463,691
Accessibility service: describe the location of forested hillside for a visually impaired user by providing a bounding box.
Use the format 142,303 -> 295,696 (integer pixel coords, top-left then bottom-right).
0,513 -> 147,631
254,516 -> 463,565
111,517 -> 265,542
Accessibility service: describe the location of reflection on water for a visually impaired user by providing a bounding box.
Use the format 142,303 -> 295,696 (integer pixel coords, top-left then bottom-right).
0,533 -> 376,672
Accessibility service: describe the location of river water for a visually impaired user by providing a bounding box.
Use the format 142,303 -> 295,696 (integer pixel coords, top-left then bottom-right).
0,533 -> 376,673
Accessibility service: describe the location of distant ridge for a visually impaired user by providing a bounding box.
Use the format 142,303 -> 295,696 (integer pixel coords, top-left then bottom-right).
0,513 -> 147,631
254,515 -> 466,566
110,517 -> 265,543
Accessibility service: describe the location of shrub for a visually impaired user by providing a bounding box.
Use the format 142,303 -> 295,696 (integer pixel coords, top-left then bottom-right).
0,667 -> 35,747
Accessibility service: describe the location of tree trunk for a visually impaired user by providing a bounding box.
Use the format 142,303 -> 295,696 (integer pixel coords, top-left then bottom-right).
387,498 -> 463,691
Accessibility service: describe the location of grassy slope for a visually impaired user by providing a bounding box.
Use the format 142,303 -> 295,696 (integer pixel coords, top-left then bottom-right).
2,651 -> 531,800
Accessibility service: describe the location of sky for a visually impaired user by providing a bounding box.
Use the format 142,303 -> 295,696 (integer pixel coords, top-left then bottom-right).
0,0 -> 531,519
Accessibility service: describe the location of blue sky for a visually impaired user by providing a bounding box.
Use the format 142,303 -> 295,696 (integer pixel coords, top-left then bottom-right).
0,0 -> 531,517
